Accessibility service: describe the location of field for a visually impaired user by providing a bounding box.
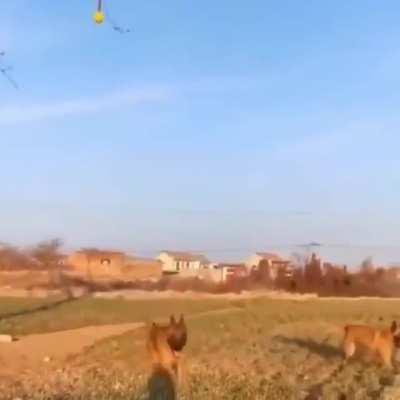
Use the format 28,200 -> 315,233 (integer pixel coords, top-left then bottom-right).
1,294 -> 400,399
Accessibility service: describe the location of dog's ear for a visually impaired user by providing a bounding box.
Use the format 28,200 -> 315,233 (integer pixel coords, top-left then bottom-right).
170,315 -> 176,325
391,321 -> 397,333
179,314 -> 185,324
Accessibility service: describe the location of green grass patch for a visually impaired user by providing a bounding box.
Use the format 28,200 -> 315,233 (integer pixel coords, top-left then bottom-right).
0,296 -> 232,336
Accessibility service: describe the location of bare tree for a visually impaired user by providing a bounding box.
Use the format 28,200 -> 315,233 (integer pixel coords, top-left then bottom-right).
0,244 -> 33,270
31,239 -> 63,267
30,239 -> 65,290
359,256 -> 376,286
360,256 -> 375,274
304,253 -> 322,289
258,259 -> 273,284
291,252 -> 307,268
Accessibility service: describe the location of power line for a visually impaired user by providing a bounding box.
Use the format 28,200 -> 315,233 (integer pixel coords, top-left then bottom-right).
0,51 -> 19,90
130,243 -> 400,254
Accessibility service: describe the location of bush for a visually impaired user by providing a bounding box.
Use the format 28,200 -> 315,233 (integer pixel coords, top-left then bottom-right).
0,244 -> 37,271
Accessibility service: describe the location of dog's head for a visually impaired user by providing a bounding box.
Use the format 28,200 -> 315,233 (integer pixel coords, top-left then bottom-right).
391,321 -> 400,347
166,314 -> 187,352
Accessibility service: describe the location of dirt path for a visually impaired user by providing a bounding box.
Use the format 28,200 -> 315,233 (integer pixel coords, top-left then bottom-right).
0,306 -> 242,376
0,322 -> 143,373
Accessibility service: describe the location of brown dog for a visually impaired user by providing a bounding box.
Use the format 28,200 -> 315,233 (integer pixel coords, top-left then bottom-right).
343,321 -> 400,368
147,314 -> 187,396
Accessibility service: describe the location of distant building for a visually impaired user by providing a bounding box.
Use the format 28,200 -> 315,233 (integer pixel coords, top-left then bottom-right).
215,263 -> 248,281
68,249 -> 127,271
67,249 -> 162,280
157,251 -> 209,274
385,266 -> 400,280
246,252 -> 292,280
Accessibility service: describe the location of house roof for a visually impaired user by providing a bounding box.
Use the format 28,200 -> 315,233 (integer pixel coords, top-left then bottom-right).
76,249 -> 126,258
160,251 -> 209,263
255,252 -> 291,264
216,263 -> 246,269
256,252 -> 283,261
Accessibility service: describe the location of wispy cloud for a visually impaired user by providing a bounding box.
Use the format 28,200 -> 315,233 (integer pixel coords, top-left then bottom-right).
0,87 -> 170,125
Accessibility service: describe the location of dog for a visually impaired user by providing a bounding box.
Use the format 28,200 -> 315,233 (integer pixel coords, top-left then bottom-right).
147,314 -> 187,399
343,320 -> 400,368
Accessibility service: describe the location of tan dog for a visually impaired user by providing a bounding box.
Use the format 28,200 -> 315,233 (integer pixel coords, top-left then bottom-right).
343,321 -> 400,368
147,314 -> 187,397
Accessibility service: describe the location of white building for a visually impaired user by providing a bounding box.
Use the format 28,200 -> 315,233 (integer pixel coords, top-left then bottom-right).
157,251 -> 209,274
245,252 -> 292,280
217,264 -> 248,281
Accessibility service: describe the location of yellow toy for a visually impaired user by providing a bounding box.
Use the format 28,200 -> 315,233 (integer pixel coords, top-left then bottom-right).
93,0 -> 105,24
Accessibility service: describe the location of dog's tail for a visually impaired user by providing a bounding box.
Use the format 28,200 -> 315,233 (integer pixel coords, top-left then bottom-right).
324,323 -> 347,338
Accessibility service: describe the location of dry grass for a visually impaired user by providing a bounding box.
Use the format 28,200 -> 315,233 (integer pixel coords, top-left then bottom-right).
3,297 -> 400,399
0,296 -> 232,336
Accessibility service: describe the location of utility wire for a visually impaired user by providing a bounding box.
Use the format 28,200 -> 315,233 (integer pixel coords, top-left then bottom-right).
0,51 -> 19,90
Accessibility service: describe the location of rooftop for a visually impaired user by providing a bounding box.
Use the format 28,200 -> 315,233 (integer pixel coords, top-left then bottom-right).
256,252 -> 283,261
160,251 -> 209,263
76,249 -> 126,258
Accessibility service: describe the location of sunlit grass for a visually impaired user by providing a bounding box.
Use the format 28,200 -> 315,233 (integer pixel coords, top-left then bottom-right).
0,296 -> 232,335
3,296 -> 400,398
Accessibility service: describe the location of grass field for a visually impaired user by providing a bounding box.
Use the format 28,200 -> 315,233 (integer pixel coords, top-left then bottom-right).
0,296 -> 232,336
2,295 -> 400,399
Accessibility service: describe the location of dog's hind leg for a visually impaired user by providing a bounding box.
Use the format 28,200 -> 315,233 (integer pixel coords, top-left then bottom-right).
378,346 -> 393,369
177,359 -> 187,388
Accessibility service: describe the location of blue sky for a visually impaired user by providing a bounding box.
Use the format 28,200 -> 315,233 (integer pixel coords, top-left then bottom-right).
1,1 -> 400,264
